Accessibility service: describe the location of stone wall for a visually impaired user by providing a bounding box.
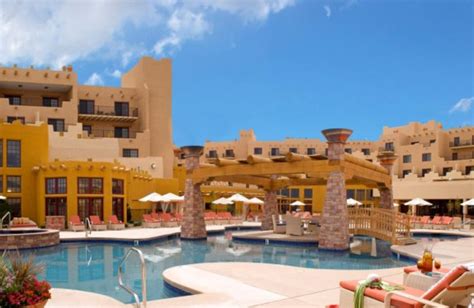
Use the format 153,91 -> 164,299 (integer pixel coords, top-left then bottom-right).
262,190 -> 277,230
0,230 -> 60,250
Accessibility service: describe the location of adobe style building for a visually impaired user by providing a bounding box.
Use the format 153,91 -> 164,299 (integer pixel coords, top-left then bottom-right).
198,121 -> 474,214
0,57 -> 177,226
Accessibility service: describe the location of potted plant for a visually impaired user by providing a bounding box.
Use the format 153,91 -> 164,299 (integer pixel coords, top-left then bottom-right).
0,254 -> 51,308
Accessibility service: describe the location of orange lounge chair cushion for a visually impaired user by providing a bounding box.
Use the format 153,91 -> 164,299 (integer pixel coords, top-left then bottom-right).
90,216 -> 105,225
422,265 -> 467,301
109,215 -> 122,224
340,280 -> 424,308
69,216 -> 83,225
403,265 -> 449,275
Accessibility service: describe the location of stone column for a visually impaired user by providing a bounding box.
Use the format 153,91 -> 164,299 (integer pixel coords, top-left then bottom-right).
180,146 -> 207,240
262,189 -> 278,230
319,128 -> 353,250
377,151 -> 397,210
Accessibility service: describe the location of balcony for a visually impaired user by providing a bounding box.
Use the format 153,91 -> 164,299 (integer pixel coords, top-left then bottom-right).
78,105 -> 138,122
450,153 -> 474,161
450,140 -> 474,149
87,129 -> 138,139
378,146 -> 395,153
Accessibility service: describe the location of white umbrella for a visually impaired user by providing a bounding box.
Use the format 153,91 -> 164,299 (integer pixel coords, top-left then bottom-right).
139,192 -> 162,202
212,197 -> 233,205
290,200 -> 305,206
246,197 -> 264,204
160,193 -> 183,203
461,199 -> 474,206
404,198 -> 432,216
347,198 -> 363,206
228,193 -> 250,203
0,195 -> 6,200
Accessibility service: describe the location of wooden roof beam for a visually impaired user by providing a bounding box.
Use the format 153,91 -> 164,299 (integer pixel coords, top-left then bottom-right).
285,152 -> 311,162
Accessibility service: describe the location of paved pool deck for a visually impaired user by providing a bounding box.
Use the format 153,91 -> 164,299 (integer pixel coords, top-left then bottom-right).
47,228 -> 474,307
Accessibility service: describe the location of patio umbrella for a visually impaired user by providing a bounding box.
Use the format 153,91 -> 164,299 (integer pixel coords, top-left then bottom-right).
461,199 -> 474,222
347,198 -> 363,207
139,192 -> 162,213
246,197 -> 264,205
290,201 -> 305,206
227,193 -> 250,203
212,197 -> 233,205
404,198 -> 432,216
160,193 -> 183,213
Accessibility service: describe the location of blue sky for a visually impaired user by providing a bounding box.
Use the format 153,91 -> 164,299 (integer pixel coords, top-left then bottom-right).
1,0 -> 472,145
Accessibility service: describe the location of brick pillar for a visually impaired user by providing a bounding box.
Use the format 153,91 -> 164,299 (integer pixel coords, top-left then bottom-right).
262,189 -> 278,230
319,128 -> 353,250
180,146 -> 207,240
377,151 -> 397,210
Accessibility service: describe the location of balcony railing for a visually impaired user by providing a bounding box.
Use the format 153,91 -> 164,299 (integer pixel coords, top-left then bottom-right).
450,140 -> 474,147
78,105 -> 138,118
450,153 -> 474,161
378,146 -> 395,153
87,129 -> 138,139
1,97 -> 65,107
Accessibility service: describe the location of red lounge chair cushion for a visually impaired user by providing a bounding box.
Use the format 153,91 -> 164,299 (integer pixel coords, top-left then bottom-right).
10,224 -> 37,228
90,216 -> 105,225
422,265 -> 467,301
430,216 -> 442,224
161,213 -> 176,222
340,280 -> 424,308
69,216 -> 83,225
109,215 -> 122,224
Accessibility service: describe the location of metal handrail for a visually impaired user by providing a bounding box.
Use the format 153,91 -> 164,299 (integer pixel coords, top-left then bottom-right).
84,218 -> 92,237
118,247 -> 147,308
0,212 -> 11,230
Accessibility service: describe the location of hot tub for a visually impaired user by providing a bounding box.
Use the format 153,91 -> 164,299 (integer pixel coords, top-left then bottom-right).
0,228 -> 60,250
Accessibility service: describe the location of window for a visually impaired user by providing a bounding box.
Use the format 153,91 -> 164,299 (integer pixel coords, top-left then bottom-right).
362,148 -> 370,155
325,148 -> 328,156
453,137 -> 460,146
5,95 -> 21,105
46,198 -> 67,217
78,178 -> 103,194
112,179 -> 124,194
356,189 -> 365,201
123,148 -> 139,157
346,189 -> 355,199
442,167 -> 452,176
403,155 -> 412,163
112,198 -> 124,222
7,176 -> 21,193
225,149 -> 234,157
307,148 -> 316,155
304,188 -> 312,199
114,102 -> 129,116
43,97 -> 59,107
421,168 -> 431,176
270,148 -> 280,156
208,150 -> 217,158
385,142 -> 394,151
345,148 -> 352,154
254,147 -> 262,155
7,140 -> 21,167
367,190 -> 374,200
290,188 -> 299,198
79,100 -> 95,114
48,118 -> 65,132
7,116 -> 25,124
6,198 -> 21,217
46,178 -> 67,194
402,170 -> 411,177
452,153 -> 458,160
83,125 -> 92,135
280,188 -> 289,197
289,148 -> 298,153
114,127 -> 129,138
430,139 -> 436,144
422,153 -> 431,162
77,198 -> 103,221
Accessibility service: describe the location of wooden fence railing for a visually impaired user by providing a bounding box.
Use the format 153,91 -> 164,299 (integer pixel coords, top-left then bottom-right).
348,207 -> 411,245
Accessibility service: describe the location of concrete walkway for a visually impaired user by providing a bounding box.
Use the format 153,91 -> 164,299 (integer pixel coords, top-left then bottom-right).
46,288 -> 123,307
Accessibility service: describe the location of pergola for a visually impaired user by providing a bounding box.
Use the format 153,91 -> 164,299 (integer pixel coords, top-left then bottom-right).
180,128 -> 397,250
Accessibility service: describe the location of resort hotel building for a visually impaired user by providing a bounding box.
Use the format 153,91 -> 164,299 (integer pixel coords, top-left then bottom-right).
0,57 -> 177,226
1,56 -> 473,226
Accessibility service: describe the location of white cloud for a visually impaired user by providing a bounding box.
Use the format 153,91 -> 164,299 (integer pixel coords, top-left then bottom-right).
109,69 -> 122,79
449,97 -> 473,113
324,5 -> 331,17
85,73 -> 104,86
0,0 -> 296,66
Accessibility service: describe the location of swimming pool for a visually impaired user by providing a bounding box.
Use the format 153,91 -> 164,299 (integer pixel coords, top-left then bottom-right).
21,232 -> 413,303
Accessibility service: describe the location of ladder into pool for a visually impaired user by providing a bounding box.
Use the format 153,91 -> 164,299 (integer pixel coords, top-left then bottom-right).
0,211 -> 11,229
118,247 -> 147,308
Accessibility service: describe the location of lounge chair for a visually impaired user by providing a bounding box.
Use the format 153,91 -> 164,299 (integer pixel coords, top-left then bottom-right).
339,263 -> 474,307
68,215 -> 85,231
160,213 -> 178,227
285,214 -> 303,236
272,214 -> 286,234
10,217 -> 37,228
172,213 -> 183,225
414,216 -> 430,229
90,215 -> 107,231
220,212 -> 243,225
452,217 -> 462,229
435,216 -> 453,230
215,212 -> 230,224
427,216 -> 442,229
107,215 -> 125,230
142,214 -> 161,228
204,211 -> 216,225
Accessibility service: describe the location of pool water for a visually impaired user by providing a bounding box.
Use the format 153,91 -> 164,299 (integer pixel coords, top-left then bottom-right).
21,232 -> 413,303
